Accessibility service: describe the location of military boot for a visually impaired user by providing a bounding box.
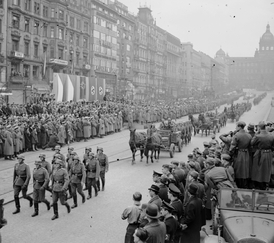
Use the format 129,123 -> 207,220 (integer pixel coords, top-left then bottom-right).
44,199 -> 50,210
13,196 -> 20,214
71,196 -> 78,209
51,204 -> 59,220
87,188 -> 92,200
31,202 -> 39,217
65,202 -> 71,213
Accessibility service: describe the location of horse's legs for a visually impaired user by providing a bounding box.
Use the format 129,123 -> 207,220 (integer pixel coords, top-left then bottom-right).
140,146 -> 144,162
151,150 -> 154,163
132,148 -> 136,164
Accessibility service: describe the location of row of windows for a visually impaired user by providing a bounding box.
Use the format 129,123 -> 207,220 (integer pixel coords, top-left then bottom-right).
117,19 -> 133,31
93,57 -> 117,69
11,62 -> 41,79
93,31 -> 117,44
93,44 -> 117,57
261,46 -> 274,51
93,16 -> 117,32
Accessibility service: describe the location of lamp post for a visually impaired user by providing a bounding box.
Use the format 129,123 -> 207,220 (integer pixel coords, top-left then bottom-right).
211,63 -> 216,94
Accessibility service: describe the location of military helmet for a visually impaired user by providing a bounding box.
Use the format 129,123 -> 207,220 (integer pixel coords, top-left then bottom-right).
39,154 -> 46,159
97,147 -> 103,152
68,146 -> 74,151
88,152 -> 95,157
35,160 -> 42,165
73,156 -> 80,161
17,155 -> 25,160
55,159 -> 63,165
54,154 -> 62,159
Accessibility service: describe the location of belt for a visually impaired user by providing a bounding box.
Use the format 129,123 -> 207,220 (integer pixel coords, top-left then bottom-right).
261,149 -> 271,153
18,175 -> 27,178
36,180 -> 45,183
239,149 -> 248,152
55,181 -> 64,184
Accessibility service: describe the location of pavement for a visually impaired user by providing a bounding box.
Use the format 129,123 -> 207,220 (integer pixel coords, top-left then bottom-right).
0,90 -> 272,243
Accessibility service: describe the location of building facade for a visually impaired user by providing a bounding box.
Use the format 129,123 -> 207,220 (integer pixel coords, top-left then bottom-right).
109,0 -> 135,97
0,0 -> 7,98
6,0 -> 93,104
91,0 -> 118,94
229,24 -> 274,90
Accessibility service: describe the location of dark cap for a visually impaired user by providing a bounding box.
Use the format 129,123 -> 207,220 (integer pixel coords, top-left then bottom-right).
188,183 -> 198,195
206,158 -> 215,166
148,184 -> 160,194
203,142 -> 209,147
168,183 -> 180,196
153,170 -> 162,177
189,170 -> 199,180
171,160 -> 179,166
161,201 -> 175,212
258,121 -> 266,128
162,164 -> 170,170
247,123 -> 255,130
237,121 -> 246,127
146,204 -> 160,219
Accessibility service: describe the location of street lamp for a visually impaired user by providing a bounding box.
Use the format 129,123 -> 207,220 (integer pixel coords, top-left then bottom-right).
211,63 -> 216,92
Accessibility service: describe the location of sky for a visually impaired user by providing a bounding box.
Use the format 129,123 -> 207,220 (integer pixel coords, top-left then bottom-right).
120,0 -> 274,58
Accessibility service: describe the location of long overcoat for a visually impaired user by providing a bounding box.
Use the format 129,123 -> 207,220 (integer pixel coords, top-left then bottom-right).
251,130 -> 274,183
3,130 -> 14,156
229,129 -> 252,179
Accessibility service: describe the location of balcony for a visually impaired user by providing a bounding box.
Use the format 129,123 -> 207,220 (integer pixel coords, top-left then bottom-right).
10,73 -> 24,84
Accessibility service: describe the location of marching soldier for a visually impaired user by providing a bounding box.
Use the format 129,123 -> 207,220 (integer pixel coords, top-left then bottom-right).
54,145 -> 66,163
31,160 -> 50,217
69,155 -> 86,208
229,121 -> 252,189
86,152 -> 100,199
51,159 -> 71,220
12,155 -> 33,214
96,147 -> 109,191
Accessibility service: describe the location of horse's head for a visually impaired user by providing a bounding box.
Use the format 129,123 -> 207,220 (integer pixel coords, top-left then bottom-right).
129,128 -> 136,144
188,114 -> 193,121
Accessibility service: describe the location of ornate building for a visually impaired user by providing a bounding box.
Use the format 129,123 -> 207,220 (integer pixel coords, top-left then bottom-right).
7,0 -> 92,104
229,24 -> 274,90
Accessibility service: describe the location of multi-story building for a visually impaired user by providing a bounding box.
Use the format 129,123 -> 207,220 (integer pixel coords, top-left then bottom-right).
109,0 -> 135,97
229,24 -> 274,90
165,32 -> 182,97
0,0 -> 8,98
7,0 -> 92,104
90,0 -> 118,94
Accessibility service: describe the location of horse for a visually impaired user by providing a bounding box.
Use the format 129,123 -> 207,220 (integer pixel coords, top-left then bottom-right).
129,129 -> 146,165
144,132 -> 162,164
188,114 -> 200,135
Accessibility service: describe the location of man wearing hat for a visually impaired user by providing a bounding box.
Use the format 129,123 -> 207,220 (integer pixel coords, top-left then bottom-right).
168,183 -> 184,221
152,170 -> 162,186
170,161 -> 186,201
180,184 -> 203,243
209,134 -> 219,146
148,184 -> 162,210
221,154 -> 234,180
143,204 -> 166,243
96,147 -> 109,191
229,121 -> 252,189
69,155 -> 86,208
31,160 -> 50,217
86,152 -> 100,199
3,125 -> 14,160
162,164 -> 175,181
251,121 -> 274,190
219,131 -> 233,155
161,201 -> 178,243
12,155 -> 33,214
202,142 -> 210,159
51,159 -> 71,220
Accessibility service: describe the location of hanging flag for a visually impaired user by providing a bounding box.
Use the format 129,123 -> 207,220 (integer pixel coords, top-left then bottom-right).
89,77 -> 96,101
79,76 -> 87,100
43,52 -> 47,77
96,78 -> 105,101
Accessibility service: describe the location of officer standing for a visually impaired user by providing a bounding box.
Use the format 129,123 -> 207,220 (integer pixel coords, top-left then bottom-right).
229,121 -> 252,189
251,121 -> 274,190
96,147 -> 109,191
69,155 -> 86,208
51,159 -> 71,220
32,160 -> 50,217
12,155 -> 33,214
86,152 -> 100,199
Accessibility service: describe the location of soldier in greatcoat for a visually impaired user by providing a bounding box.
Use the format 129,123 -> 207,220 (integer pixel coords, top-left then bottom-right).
86,152 -> 100,199
50,159 -> 71,220
99,115 -> 105,137
82,117 -> 91,141
12,155 -> 33,214
229,121 -> 252,189
251,121 -> 274,190
3,125 -> 14,160
31,160 -> 50,217
96,147 -> 109,191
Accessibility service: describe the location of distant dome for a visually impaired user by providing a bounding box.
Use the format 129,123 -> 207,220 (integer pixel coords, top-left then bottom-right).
261,24 -> 274,42
216,48 -> 225,56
